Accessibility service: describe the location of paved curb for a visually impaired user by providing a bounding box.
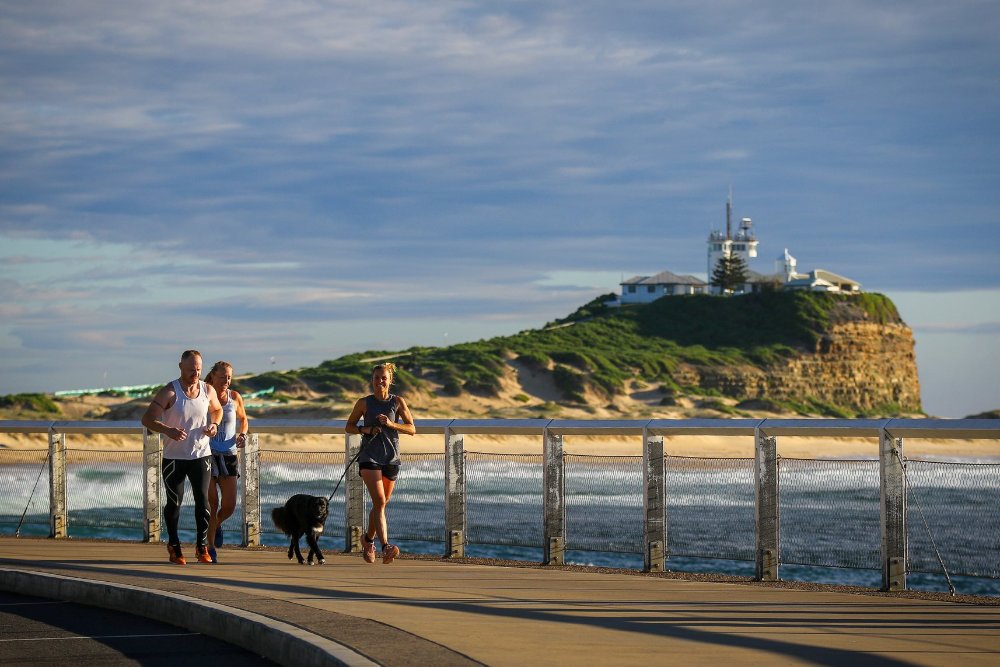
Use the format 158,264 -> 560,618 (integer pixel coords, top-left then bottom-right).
0,568 -> 377,667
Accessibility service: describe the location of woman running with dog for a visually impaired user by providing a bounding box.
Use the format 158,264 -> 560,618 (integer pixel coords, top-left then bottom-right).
204,361 -> 248,563
345,362 -> 416,564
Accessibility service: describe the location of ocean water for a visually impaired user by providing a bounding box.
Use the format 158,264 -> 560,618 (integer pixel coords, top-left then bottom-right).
2,454 -> 998,598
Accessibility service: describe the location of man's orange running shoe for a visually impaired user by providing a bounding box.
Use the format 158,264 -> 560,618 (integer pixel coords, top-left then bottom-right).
167,543 -> 186,565
196,545 -> 213,564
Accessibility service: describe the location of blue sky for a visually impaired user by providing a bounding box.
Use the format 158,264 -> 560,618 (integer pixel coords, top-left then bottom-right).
1,1 -> 998,417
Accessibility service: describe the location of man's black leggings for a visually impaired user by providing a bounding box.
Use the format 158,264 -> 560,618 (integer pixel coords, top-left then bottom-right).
162,456 -> 212,547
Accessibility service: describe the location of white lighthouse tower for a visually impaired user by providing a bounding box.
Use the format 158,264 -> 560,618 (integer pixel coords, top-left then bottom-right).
775,248 -> 798,282
707,194 -> 758,288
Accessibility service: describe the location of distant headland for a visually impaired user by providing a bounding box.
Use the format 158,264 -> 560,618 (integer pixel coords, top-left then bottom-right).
2,291 -> 936,422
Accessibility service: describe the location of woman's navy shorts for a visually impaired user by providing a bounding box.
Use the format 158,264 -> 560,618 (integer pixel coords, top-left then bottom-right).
211,453 -> 240,478
358,462 -> 400,480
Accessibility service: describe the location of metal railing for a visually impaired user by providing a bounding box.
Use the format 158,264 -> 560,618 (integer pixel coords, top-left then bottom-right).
1,418 -> 998,592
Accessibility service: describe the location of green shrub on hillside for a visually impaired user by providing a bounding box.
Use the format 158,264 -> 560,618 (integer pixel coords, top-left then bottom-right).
552,366 -> 588,403
0,393 -> 61,415
240,371 -> 305,393
517,351 -> 551,369
550,351 -> 595,371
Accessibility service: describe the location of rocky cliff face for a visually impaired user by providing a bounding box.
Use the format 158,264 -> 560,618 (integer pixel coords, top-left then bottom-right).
675,321 -> 921,414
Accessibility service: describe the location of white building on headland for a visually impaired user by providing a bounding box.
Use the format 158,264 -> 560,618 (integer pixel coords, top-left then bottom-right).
707,196 -> 758,289
619,269 -> 708,304
618,196 -> 860,304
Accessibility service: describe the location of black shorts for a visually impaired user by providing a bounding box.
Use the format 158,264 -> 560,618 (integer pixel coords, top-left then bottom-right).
358,462 -> 400,481
211,453 -> 240,478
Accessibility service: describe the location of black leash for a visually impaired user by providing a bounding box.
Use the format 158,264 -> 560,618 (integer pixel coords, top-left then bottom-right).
16,451 -> 50,536
328,428 -> 367,501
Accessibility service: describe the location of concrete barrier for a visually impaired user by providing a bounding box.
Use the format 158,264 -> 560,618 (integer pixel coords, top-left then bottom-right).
0,568 -> 376,667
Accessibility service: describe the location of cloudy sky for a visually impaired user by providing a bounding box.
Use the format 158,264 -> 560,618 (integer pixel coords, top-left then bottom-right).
2,1 -> 998,417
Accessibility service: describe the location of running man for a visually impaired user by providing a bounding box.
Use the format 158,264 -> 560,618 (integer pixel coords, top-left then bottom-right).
142,349 -> 223,565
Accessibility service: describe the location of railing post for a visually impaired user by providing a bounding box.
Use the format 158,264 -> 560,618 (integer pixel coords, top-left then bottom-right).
880,428 -> 906,591
48,428 -> 67,538
344,433 -> 364,553
241,433 -> 260,547
643,429 -> 666,572
543,427 -> 565,565
755,428 -> 779,581
142,427 -> 161,542
444,427 -> 466,558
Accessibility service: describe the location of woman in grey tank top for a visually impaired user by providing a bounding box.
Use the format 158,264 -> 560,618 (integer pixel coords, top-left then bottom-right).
346,362 -> 416,564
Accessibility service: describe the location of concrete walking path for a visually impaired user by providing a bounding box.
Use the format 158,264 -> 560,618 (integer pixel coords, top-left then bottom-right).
1,538 -> 999,666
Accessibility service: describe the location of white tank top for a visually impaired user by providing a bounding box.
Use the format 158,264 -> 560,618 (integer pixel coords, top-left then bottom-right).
161,379 -> 212,460
210,390 -> 239,454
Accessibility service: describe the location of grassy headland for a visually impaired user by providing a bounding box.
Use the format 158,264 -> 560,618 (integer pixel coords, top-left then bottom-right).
230,291 -> 914,419
0,292 -> 937,422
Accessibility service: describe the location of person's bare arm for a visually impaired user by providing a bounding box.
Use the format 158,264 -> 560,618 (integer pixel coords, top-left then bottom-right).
232,391 -> 249,447
141,384 -> 186,440
204,385 -> 223,437
346,398 -> 375,435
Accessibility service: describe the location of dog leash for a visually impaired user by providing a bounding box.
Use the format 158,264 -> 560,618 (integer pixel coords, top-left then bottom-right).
328,425 -> 368,501
16,450 -> 50,536
328,448 -> 364,501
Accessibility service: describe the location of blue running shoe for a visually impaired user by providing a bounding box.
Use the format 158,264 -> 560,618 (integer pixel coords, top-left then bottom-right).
207,546 -> 217,563
214,525 -> 224,547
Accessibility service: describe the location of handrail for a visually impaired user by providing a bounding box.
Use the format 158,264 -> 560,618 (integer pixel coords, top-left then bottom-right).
884,418 -> 1000,440
0,418 -> 998,438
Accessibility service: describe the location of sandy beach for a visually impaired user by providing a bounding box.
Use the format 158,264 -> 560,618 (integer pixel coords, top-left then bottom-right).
2,393 -> 998,462
0,385 -> 1000,464
2,430 -> 999,463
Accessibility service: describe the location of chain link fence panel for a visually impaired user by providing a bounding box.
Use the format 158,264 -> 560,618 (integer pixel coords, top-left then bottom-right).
566,454 -> 643,554
666,456 -> 755,562
0,449 -> 50,536
905,459 -> 1000,579
379,453 -> 445,544
67,449 -> 144,540
466,452 -> 543,549
252,449 -> 344,547
778,458 -> 880,570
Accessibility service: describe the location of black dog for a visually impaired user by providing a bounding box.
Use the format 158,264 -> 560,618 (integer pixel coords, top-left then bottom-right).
271,494 -> 329,565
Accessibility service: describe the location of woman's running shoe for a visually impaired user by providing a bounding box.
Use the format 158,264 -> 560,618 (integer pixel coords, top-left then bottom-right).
382,544 -> 400,564
362,535 -> 377,564
196,545 -> 214,564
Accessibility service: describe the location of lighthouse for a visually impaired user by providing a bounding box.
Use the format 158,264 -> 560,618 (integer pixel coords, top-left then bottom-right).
707,195 -> 758,283
775,248 -> 798,282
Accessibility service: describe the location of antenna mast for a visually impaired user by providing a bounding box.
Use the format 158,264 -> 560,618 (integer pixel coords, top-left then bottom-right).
726,186 -> 733,240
